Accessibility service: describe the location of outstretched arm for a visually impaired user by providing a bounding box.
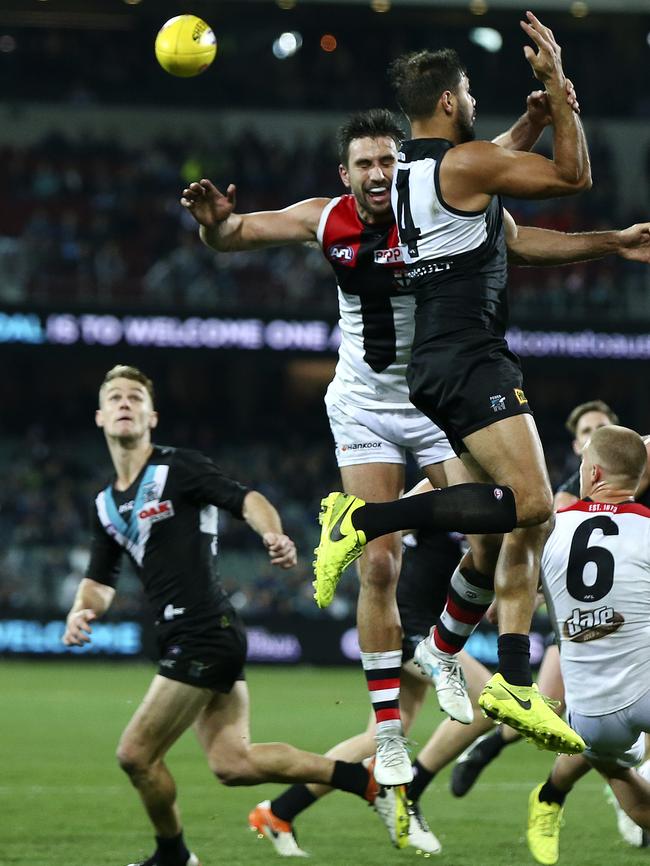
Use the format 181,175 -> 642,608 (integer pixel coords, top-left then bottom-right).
492,80 -> 579,153
242,490 -> 297,569
180,178 -> 328,252
442,13 -> 591,208
504,209 -> 650,266
62,577 -> 115,646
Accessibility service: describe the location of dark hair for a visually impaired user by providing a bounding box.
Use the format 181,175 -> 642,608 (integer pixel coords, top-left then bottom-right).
100,364 -> 155,405
336,108 -> 405,166
388,48 -> 466,120
565,400 -> 619,436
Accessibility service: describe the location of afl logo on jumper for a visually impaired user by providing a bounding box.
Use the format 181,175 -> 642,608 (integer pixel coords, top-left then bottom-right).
329,244 -> 355,263
139,500 -> 175,523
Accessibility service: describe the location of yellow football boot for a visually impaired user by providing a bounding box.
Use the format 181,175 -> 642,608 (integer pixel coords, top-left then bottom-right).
478,673 -> 585,755
312,492 -> 367,608
527,783 -> 563,865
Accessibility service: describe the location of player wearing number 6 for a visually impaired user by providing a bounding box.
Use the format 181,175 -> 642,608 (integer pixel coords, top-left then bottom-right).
526,425 -> 650,864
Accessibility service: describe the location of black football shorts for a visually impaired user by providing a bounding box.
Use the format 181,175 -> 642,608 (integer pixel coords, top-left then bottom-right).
156,608 -> 247,692
407,328 -> 533,456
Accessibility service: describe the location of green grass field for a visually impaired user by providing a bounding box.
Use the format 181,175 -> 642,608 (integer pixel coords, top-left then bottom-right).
2,661 -> 648,866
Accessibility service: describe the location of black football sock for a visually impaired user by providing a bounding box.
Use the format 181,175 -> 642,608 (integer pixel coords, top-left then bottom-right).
271,785 -> 318,823
497,633 -> 532,686
407,760 -> 436,803
156,832 -> 191,866
331,760 -> 371,799
352,484 -> 516,541
538,778 -> 567,806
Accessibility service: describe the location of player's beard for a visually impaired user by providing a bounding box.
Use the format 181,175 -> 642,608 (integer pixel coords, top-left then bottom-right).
455,109 -> 476,144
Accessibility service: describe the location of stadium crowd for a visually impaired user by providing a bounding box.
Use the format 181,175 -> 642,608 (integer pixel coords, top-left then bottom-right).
0,128 -> 647,319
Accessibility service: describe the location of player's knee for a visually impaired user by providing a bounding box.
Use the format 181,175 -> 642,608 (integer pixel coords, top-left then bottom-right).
511,516 -> 554,550
116,743 -> 149,779
514,486 -> 553,527
358,541 -> 400,591
209,752 -> 251,786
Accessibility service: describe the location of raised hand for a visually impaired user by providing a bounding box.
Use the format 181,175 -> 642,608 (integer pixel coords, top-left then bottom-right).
180,178 -> 237,228
520,10 -> 564,86
526,78 -> 580,127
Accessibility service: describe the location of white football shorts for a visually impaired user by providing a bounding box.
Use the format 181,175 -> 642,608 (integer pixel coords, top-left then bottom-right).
567,687 -> 650,768
325,392 -> 455,469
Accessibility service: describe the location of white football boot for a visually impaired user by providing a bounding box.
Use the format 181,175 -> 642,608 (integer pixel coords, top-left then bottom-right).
374,724 -> 414,786
414,637 -> 473,725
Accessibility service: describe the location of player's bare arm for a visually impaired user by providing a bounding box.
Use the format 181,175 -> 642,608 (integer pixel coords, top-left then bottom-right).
442,12 -> 591,208
180,178 -> 328,251
492,79 -> 579,152
242,490 -> 297,569
62,577 -> 116,646
504,209 -> 650,265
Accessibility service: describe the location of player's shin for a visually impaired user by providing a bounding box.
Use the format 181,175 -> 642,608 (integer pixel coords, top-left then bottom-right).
362,649 -> 413,786
431,565 -> 495,655
352,484 -> 517,540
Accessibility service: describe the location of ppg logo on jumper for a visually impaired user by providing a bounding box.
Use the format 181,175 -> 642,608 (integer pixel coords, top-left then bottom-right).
374,248 -> 404,264
328,245 -> 354,262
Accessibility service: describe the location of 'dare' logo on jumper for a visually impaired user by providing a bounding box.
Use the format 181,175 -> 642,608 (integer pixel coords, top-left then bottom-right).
328,244 -> 355,263
563,606 -> 624,642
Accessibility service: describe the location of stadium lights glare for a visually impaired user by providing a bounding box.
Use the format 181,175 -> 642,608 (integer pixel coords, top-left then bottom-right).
276,0 -> 297,9
272,30 -> 303,59
320,33 -> 337,52
370,0 -> 391,12
469,27 -> 502,53
570,1 -> 589,16
469,0 -> 488,15
0,35 -> 16,53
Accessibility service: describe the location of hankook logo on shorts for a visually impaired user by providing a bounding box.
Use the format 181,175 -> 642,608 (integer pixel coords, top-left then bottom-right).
340,442 -> 383,451
562,606 -> 624,642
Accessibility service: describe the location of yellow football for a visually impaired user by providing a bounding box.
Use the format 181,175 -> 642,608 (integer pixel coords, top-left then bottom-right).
154,15 -> 217,78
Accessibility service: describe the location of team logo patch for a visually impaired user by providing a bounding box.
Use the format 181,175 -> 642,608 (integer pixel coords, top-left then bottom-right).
562,606 -> 624,642
138,499 -> 174,522
490,394 -> 506,412
374,247 -> 404,264
142,481 -> 161,503
328,244 -> 355,263
188,660 -> 213,679
514,388 -> 528,405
